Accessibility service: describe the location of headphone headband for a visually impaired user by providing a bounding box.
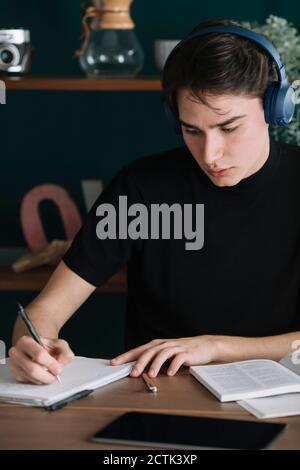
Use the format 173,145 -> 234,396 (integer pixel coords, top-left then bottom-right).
166,25 -> 288,83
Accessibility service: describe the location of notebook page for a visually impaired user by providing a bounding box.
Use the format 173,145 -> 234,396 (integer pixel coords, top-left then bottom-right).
0,357 -> 132,405
238,393 -> 300,419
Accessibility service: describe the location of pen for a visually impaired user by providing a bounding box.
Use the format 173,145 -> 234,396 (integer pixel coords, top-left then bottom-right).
16,301 -> 62,384
142,373 -> 158,393
45,389 -> 93,412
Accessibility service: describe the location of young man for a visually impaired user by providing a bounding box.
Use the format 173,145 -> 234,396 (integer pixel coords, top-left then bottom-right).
9,19 -> 300,385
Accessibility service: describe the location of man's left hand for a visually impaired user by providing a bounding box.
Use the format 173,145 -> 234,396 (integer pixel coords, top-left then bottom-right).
110,336 -> 219,377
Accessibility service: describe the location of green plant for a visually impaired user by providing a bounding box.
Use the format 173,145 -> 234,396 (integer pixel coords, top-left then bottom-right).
241,15 -> 300,145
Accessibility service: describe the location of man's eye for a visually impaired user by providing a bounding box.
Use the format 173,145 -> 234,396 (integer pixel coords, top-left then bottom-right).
184,128 -> 200,135
221,126 -> 238,133
184,127 -> 238,135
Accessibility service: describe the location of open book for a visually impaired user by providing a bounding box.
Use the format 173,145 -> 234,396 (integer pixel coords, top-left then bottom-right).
0,357 -> 133,408
189,352 -> 300,403
238,353 -> 300,419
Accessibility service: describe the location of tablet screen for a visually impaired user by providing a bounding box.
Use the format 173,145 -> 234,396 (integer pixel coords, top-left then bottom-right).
91,412 -> 285,450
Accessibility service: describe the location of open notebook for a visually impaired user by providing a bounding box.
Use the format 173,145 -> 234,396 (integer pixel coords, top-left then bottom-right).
0,357 -> 133,408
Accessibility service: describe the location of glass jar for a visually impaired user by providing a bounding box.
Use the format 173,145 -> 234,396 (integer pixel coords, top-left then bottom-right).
78,0 -> 144,78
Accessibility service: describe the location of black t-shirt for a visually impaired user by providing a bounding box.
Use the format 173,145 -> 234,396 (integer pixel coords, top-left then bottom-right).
63,137 -> 300,349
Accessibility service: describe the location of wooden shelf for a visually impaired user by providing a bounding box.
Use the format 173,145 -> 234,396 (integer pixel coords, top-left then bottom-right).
4,76 -> 162,91
0,266 -> 127,293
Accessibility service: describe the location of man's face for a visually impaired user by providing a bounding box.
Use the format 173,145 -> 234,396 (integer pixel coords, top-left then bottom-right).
177,89 -> 270,187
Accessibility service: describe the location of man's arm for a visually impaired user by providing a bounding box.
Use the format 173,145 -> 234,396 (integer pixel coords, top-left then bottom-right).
214,332 -> 300,363
111,331 -> 300,378
9,260 -> 96,384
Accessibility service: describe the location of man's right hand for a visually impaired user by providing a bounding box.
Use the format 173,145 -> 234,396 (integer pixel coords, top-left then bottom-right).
8,336 -> 75,384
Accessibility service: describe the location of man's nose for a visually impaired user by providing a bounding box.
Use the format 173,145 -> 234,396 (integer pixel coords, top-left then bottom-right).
201,135 -> 223,166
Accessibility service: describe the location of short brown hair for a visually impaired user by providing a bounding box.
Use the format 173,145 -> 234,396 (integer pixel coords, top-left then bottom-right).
161,18 -> 278,113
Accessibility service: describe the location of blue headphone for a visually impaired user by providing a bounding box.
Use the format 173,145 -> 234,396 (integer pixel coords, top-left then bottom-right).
163,26 -> 296,134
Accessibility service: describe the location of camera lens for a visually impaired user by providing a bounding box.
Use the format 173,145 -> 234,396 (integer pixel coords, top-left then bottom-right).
0,49 -> 14,64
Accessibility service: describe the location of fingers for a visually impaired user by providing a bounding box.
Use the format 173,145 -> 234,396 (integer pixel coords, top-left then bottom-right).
43,338 -> 75,365
130,343 -> 180,377
130,344 -> 166,377
111,339 -> 185,377
111,338 -> 194,378
17,336 -> 63,377
111,339 -> 165,365
147,347 -> 183,377
167,353 -> 189,376
9,345 -> 58,384
8,335 -> 73,385
8,353 -> 44,385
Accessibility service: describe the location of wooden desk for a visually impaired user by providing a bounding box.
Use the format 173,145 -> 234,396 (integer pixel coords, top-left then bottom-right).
0,370 -> 299,450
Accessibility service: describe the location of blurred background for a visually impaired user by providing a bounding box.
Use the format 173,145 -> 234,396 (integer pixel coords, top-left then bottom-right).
0,0 -> 299,359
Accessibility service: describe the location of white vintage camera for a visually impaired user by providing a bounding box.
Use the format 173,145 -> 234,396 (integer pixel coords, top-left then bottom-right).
0,29 -> 32,73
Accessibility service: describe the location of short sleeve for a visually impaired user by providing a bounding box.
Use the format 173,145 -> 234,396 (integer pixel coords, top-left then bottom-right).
63,165 -> 143,287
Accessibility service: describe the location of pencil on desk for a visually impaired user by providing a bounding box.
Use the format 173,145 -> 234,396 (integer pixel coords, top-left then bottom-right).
142,373 -> 158,393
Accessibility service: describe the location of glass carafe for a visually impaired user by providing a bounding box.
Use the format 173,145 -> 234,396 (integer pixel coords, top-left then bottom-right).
78,0 -> 144,78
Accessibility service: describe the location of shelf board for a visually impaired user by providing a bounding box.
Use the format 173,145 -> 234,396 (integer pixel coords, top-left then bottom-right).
3,76 -> 162,91
0,266 -> 127,293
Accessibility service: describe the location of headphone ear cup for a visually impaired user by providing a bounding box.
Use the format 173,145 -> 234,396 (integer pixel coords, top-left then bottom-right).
263,84 -> 278,125
264,83 -> 296,126
163,101 -> 182,135
275,84 -> 296,125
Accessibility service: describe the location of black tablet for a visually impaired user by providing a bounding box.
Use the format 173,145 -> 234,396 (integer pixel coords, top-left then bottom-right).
90,412 -> 285,450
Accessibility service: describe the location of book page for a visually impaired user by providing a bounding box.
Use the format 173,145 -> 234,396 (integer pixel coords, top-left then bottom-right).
0,357 -> 132,405
192,360 -> 300,395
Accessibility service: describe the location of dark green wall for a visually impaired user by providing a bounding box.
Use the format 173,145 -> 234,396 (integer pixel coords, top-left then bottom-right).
1,0 -> 300,245
0,0 -> 299,77
1,1 -> 299,355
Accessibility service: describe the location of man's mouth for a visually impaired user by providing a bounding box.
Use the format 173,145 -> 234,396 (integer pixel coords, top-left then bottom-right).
207,167 -> 232,177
